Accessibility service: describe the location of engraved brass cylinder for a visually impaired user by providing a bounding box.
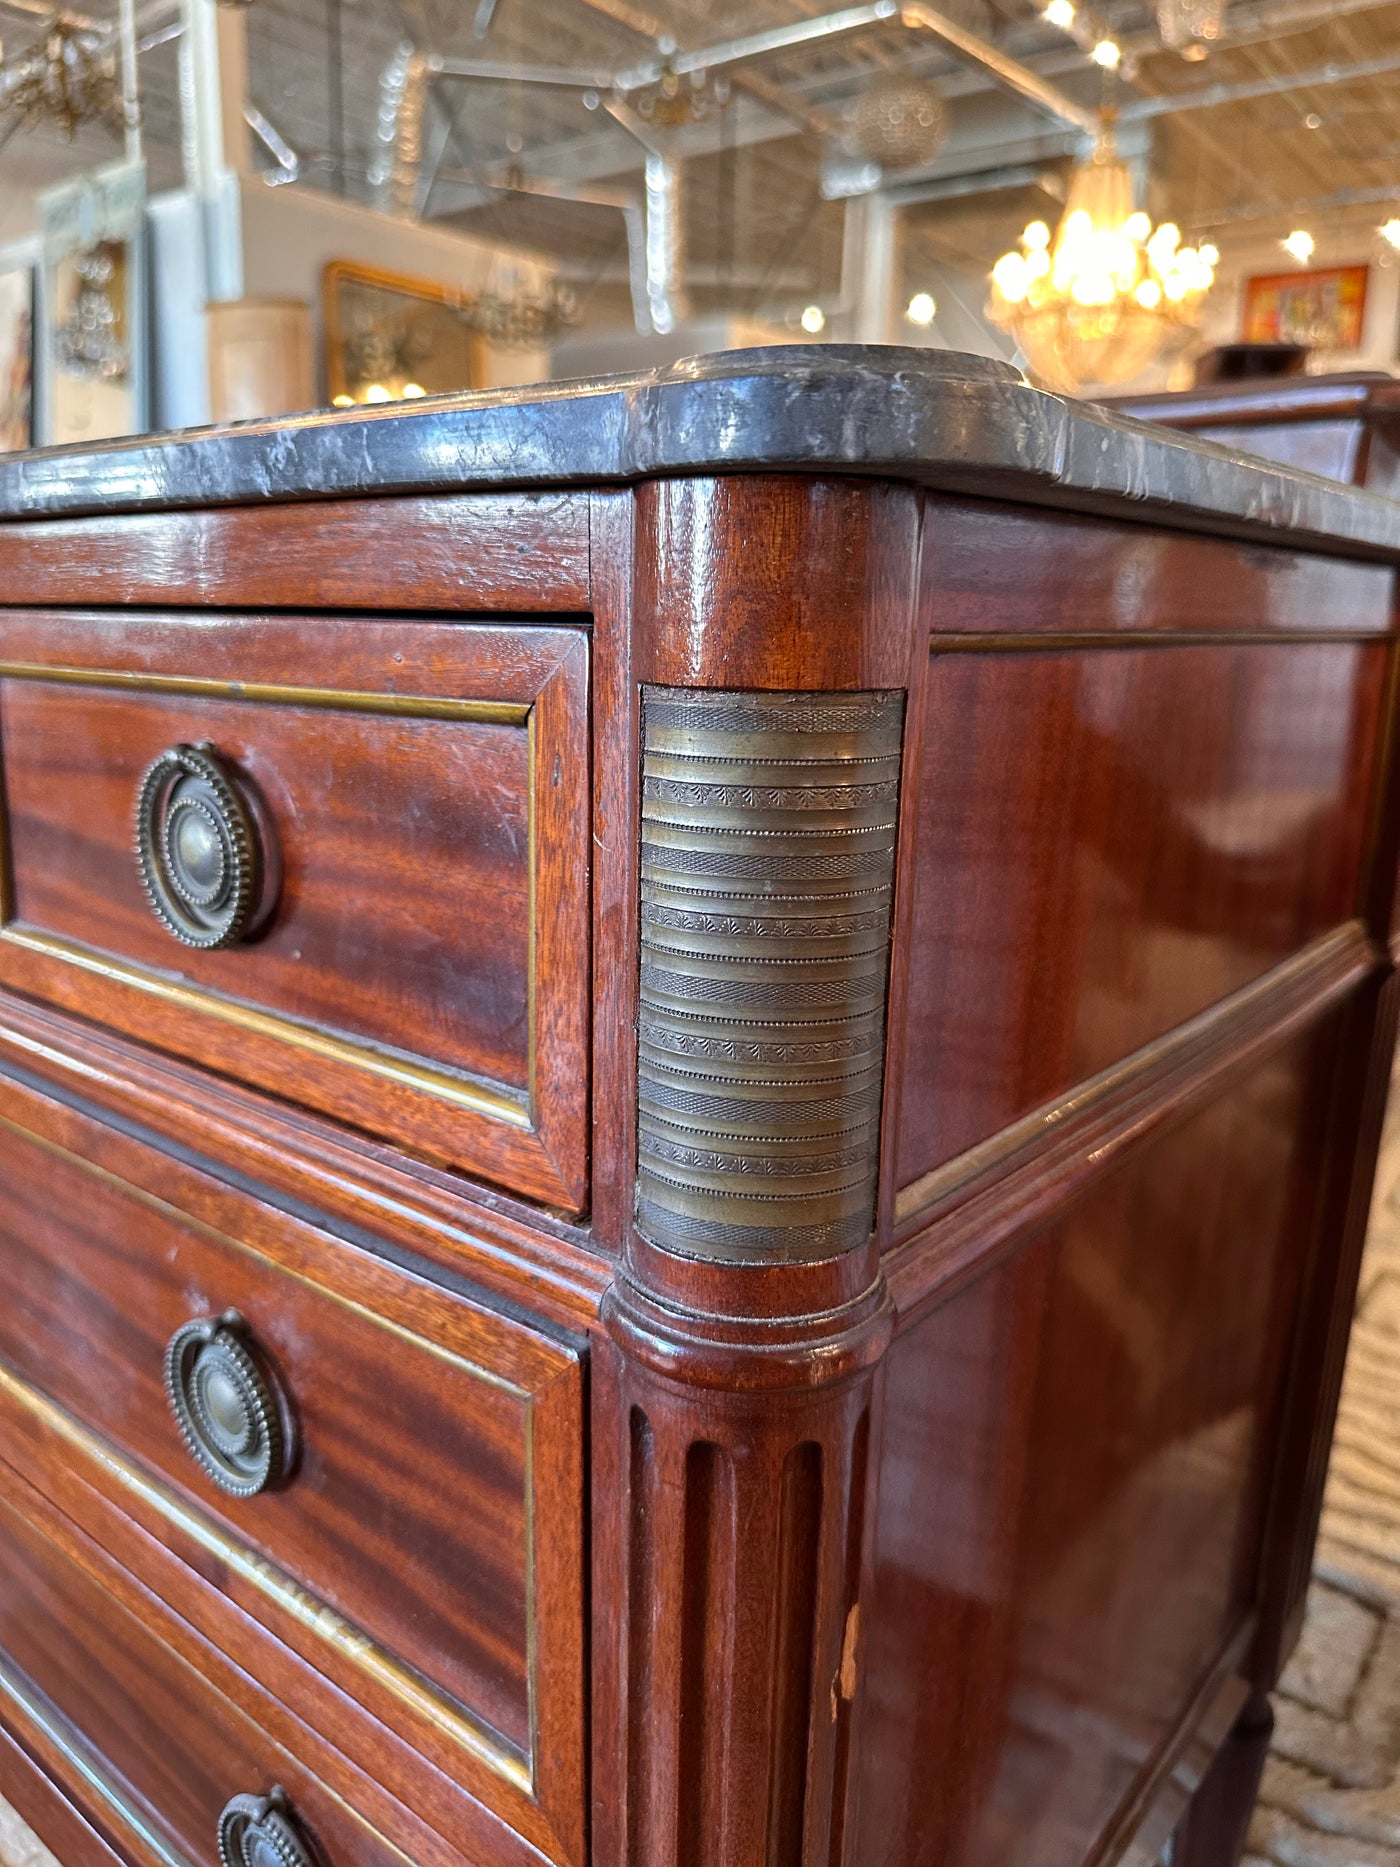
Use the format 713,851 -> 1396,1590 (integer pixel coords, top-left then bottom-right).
636,687 -> 905,1264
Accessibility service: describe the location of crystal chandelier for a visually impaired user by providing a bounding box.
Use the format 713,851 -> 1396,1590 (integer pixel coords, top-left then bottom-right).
464,279 -> 579,349
1157,0 -> 1228,53
55,247 -> 128,381
847,74 -> 949,171
0,15 -> 122,141
988,130 -> 1217,394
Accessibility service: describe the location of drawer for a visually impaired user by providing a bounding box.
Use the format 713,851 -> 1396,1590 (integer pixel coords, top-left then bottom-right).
0,610 -> 589,1209
0,1477 -> 431,1867
0,1067 -> 585,1862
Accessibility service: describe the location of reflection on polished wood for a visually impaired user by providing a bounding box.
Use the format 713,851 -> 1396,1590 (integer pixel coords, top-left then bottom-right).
1107,372 -> 1400,495
0,364 -> 1395,1867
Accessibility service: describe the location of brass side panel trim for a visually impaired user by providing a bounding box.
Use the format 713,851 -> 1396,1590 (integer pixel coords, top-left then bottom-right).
635,686 -> 905,1265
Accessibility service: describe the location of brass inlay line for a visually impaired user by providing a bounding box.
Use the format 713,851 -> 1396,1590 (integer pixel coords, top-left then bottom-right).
0,1104 -> 530,1398
0,1361 -> 535,1794
0,1647 -> 193,1867
0,1628 -> 423,1867
0,1104 -> 543,1792
927,629 -> 1388,653
0,928 -> 533,1132
893,920 -> 1376,1226
0,661 -> 530,726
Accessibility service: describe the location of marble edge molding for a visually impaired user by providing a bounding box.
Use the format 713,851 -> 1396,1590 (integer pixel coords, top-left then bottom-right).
5,342 -> 1400,558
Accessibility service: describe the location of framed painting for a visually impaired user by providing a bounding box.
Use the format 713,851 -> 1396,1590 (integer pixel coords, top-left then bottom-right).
0,267 -> 33,452
38,160 -> 147,446
1242,265 -> 1370,353
322,261 -> 485,406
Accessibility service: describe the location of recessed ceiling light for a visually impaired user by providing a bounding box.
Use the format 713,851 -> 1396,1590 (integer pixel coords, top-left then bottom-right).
1044,0 -> 1076,25
1282,229 -> 1315,263
800,304 -> 826,333
1380,218 -> 1400,249
907,292 -> 937,325
1091,36 -> 1121,66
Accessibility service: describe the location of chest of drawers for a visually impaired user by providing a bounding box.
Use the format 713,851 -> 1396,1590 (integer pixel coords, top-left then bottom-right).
0,347 -> 1398,1867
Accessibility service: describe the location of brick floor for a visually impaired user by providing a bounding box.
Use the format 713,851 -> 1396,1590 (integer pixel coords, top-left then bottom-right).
1244,1070 -> 1400,1867
0,1798 -> 57,1867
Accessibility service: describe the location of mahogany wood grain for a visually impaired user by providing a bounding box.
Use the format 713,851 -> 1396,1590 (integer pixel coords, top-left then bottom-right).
0,492 -> 591,613
0,456 -> 1395,1867
1170,1693 -> 1274,1867
0,1056 -> 586,1815
919,494 -> 1393,639
887,923 -> 1379,1316
0,990 -> 608,1334
633,475 -> 920,694
857,1026 -> 1335,1867
895,636 -> 1386,1192
0,1476 -> 438,1867
0,1719 -> 131,1867
0,1337 -> 581,1867
0,612 -> 590,1208
586,489 -> 640,1252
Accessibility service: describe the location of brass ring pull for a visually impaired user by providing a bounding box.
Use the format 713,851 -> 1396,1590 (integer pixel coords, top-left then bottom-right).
218,1789 -> 320,1867
165,1312 -> 293,1498
135,742 -> 263,949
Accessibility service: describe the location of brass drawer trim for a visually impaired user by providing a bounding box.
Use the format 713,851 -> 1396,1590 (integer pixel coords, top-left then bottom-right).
0,658 -> 534,1135
0,661 -> 530,727
0,1358 -> 536,1795
0,927 -> 532,1131
0,1104 -> 546,1798
0,631 -> 591,1208
0,1645 -> 194,1867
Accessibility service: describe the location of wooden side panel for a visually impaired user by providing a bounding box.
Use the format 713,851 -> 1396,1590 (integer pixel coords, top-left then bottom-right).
913,497 -> 1392,640
896,637 -> 1385,1193
857,1026 -> 1333,1867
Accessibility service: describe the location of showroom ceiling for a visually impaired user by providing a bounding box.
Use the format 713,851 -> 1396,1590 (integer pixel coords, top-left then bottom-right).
0,0 -> 1397,325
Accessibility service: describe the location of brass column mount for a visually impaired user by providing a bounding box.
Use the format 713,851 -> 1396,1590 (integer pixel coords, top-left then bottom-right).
636,686 -> 905,1265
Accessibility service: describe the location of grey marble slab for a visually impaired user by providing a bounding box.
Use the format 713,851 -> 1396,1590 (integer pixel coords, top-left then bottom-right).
5,344 -> 1400,559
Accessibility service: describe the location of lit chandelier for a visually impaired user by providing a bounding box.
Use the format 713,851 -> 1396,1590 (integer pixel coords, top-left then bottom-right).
988,128 -> 1218,394
0,14 -> 122,141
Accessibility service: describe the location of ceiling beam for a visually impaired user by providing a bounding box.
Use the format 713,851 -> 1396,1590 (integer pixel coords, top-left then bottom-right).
1120,44 -> 1400,118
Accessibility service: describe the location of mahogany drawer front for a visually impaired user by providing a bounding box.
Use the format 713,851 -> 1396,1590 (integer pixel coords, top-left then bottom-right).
0,1481 -> 422,1867
0,1066 -> 586,1854
0,610 -> 589,1209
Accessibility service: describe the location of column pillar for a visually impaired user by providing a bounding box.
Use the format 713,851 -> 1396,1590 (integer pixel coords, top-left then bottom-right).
179,0 -> 249,302
594,476 -> 922,1867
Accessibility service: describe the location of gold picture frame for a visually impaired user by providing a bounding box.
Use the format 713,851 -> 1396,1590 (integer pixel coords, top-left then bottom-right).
322,260 -> 486,406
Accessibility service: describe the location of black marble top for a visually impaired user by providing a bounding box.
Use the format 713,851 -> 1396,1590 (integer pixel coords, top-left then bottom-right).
6,344 -> 1400,559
